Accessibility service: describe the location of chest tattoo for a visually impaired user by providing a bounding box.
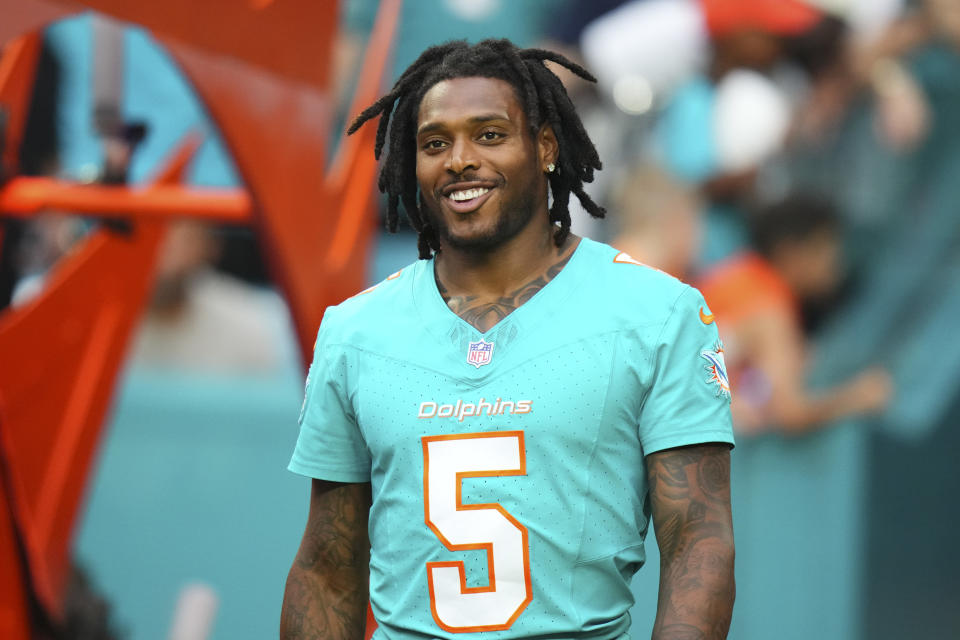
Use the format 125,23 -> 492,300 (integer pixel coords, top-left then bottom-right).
437,251 -> 574,332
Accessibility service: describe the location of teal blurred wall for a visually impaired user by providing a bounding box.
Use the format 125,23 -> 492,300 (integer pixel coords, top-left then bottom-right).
76,371 -> 308,639
629,425 -> 868,639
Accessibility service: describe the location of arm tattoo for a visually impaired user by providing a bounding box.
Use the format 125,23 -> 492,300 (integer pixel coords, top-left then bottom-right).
437,250 -> 574,332
647,444 -> 735,640
281,480 -> 371,640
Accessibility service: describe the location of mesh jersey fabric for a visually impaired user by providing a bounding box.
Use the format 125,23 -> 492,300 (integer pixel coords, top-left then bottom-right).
289,237 -> 734,639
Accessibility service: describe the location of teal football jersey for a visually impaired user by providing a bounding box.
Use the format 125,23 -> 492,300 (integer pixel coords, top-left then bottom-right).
289,238 -> 734,639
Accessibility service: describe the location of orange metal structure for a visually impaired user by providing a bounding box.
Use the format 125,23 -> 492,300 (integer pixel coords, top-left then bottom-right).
0,0 -> 400,636
0,177 -> 252,223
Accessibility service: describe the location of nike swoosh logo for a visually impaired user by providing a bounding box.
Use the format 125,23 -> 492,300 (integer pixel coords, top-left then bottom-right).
699,307 -> 715,325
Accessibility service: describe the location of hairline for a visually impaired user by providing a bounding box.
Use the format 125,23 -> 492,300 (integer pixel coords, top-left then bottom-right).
412,73 -> 540,139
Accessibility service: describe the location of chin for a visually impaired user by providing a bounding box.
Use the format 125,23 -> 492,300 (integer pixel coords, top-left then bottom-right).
439,226 -> 507,253
426,194 -> 539,254
429,210 -> 505,252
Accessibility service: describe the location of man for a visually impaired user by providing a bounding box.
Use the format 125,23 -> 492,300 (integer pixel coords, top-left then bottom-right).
697,194 -> 891,434
282,40 -> 734,639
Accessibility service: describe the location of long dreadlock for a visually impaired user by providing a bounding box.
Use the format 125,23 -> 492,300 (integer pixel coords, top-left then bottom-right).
347,39 -> 605,259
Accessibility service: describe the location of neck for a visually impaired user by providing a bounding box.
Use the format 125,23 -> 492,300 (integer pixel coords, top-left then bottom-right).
434,212 -> 571,299
433,220 -> 580,333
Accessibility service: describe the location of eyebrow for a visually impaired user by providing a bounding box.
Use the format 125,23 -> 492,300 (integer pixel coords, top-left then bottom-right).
417,113 -> 511,136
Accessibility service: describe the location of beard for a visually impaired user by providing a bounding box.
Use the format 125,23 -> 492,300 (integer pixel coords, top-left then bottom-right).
420,182 -> 543,255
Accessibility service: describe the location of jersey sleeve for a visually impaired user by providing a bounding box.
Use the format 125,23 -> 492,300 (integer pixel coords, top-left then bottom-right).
637,286 -> 735,455
288,313 -> 371,482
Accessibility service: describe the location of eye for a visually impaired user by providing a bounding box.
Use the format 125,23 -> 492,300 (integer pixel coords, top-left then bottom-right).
421,139 -> 447,152
479,130 -> 504,142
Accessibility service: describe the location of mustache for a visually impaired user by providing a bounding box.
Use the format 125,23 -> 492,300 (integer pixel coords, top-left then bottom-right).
437,173 -> 501,193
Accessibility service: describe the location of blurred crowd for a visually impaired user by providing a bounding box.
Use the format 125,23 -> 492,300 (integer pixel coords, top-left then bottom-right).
539,0 -> 953,436
539,0 -> 960,437
4,0 -> 960,435
340,0 -> 960,438
1,0 -> 958,440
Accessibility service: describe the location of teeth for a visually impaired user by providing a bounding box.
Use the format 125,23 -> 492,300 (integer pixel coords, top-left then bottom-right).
449,187 -> 490,202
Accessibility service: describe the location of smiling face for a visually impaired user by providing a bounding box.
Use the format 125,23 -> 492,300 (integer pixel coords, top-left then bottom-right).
415,76 -> 557,254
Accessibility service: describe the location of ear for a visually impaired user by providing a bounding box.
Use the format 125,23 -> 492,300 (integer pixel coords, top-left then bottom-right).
537,125 -> 558,172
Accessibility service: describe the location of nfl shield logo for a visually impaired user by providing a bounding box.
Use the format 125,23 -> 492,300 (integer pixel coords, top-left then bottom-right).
466,339 -> 494,368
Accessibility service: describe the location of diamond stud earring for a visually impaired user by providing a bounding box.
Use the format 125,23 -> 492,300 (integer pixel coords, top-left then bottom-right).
546,163 -> 556,173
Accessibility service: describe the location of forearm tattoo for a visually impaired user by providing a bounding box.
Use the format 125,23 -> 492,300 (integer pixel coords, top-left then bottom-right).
281,481 -> 371,640
437,248 -> 574,332
647,444 -> 735,640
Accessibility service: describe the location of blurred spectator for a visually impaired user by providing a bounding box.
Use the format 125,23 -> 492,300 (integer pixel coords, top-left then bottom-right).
0,34 -> 62,308
7,210 -> 86,305
129,219 -> 292,374
608,163 -> 701,279
790,0 -> 960,153
791,7 -> 929,151
859,0 -> 960,150
697,193 -> 892,434
61,564 -> 127,640
7,119 -> 142,306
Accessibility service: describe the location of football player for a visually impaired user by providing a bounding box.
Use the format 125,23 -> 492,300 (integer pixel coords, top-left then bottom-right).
282,39 -> 735,640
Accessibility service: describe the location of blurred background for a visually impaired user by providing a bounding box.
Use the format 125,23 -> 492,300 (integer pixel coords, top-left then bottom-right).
1,0 -> 958,638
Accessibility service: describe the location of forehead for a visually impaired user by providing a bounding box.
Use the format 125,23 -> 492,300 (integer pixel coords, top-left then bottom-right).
417,76 -> 525,130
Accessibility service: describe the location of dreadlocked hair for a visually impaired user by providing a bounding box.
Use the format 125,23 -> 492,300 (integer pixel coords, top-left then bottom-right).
347,39 -> 605,259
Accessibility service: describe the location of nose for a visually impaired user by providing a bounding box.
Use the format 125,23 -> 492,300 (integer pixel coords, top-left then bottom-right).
445,136 -> 479,174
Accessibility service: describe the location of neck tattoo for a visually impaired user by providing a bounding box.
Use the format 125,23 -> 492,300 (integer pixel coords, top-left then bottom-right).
436,249 -> 575,333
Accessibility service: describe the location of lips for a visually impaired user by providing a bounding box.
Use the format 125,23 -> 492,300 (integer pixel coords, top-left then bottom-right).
440,180 -> 498,214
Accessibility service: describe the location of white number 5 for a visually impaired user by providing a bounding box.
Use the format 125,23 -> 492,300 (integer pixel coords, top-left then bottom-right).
422,431 -> 532,633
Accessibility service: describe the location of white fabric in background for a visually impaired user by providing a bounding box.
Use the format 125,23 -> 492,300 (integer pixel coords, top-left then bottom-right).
580,0 -> 708,106
713,69 -> 792,173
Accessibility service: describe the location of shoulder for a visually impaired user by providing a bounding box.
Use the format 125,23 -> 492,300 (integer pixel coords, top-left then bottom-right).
576,239 -> 698,328
316,260 -> 424,348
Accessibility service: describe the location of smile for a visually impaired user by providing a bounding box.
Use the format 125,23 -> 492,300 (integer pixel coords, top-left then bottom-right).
443,185 -> 496,213
449,187 -> 490,202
